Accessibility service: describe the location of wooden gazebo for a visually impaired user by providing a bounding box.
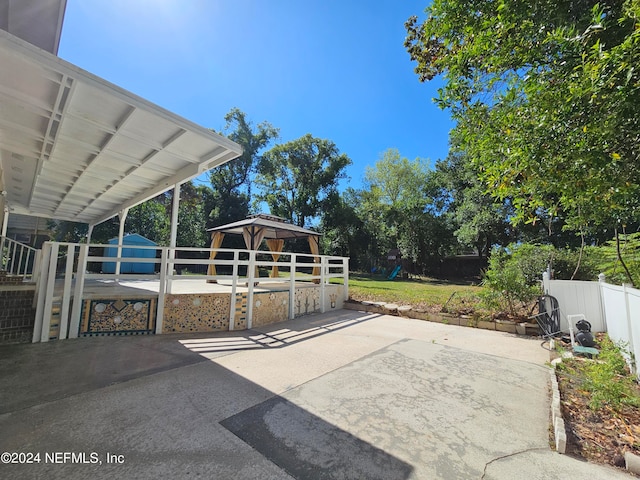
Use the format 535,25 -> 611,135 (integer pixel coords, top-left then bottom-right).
206,214 -> 321,281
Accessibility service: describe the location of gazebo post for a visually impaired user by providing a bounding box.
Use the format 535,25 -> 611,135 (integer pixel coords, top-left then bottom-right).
308,235 -> 321,284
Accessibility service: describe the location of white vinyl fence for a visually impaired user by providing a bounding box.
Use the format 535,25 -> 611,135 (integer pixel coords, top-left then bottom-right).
543,272 -> 640,373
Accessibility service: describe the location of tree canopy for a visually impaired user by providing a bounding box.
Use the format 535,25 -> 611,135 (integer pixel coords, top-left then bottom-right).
255,134 -> 351,227
208,108 -> 279,227
405,0 -> 640,235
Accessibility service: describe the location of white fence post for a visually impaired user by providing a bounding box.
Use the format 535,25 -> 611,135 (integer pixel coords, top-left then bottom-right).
58,244 -> 75,340
32,242 -> 51,343
542,271 -> 550,294
598,273 -> 607,332
320,256 -> 326,313
40,242 -> 59,343
228,250 -> 239,330
289,253 -> 296,319
343,257 -> 349,300
623,284 -> 636,371
246,250 -> 256,329
69,244 -> 88,339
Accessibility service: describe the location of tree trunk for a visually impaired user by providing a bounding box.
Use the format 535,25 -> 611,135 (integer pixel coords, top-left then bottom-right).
616,227 -> 635,287
570,230 -> 585,280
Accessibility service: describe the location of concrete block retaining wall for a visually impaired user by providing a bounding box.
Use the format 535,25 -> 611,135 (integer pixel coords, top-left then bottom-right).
344,300 -> 540,336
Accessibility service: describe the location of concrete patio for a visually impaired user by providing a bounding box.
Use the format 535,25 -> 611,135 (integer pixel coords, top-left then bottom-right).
0,310 -> 631,479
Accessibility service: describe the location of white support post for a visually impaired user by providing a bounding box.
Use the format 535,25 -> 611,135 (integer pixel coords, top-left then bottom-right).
116,209 -> 128,277
1,206 -> 8,240
33,217 -> 39,245
58,244 -> 75,340
32,249 -> 42,307
167,183 -> 181,294
155,247 -> 169,334
289,253 -> 296,319
0,207 -> 7,268
86,224 -> 94,244
32,242 -> 51,342
229,250 -> 239,330
246,250 -> 256,329
1,206 -> 7,237
40,242 -> 59,343
69,244 -> 89,339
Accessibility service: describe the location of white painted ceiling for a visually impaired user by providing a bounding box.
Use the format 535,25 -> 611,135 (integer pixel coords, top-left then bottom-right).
0,29 -> 242,227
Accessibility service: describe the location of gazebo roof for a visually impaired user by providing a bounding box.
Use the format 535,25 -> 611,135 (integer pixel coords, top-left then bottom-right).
207,214 -> 321,239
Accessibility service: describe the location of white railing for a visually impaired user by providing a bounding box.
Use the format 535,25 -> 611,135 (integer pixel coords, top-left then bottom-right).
543,272 -> 640,375
0,236 -> 41,281
32,241 -> 349,343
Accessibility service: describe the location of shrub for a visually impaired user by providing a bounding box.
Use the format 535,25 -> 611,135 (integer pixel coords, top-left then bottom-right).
481,247 -> 540,315
581,337 -> 640,411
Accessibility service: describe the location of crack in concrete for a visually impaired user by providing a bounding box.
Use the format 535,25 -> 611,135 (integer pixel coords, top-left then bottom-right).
481,447 -> 549,479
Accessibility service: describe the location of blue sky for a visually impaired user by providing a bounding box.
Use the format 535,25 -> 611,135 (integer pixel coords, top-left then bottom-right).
58,0 -> 453,191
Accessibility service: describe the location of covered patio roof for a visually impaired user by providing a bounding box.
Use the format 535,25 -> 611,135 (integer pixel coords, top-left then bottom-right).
0,28 -> 242,229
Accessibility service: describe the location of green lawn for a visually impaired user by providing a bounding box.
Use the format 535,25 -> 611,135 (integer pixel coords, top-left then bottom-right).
342,273 -> 484,310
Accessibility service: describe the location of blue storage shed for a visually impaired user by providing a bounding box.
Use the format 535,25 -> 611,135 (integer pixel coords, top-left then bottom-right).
102,234 -> 157,274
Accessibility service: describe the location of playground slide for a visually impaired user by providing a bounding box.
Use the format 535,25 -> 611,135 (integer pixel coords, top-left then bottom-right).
387,265 -> 401,280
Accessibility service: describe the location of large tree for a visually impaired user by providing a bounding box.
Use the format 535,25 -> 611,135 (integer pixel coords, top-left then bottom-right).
431,151 -> 515,257
362,148 -> 458,272
405,0 -> 640,236
319,188 -> 369,268
363,148 -> 430,247
208,108 -> 279,227
255,134 -> 351,227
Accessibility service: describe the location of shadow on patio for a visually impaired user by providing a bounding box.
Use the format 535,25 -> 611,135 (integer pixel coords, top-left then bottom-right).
179,311 -> 383,353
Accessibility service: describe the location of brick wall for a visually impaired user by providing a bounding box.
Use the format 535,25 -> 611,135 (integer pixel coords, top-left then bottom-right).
0,273 -> 36,344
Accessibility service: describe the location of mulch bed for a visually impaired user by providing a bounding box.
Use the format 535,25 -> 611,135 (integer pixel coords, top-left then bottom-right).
556,351 -> 640,472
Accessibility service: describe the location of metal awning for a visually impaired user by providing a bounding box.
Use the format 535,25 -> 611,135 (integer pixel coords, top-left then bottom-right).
0,28 -> 242,228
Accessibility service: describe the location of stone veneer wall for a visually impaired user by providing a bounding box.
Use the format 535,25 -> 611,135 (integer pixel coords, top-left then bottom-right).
162,285 -> 345,333
162,294 -> 231,333
252,291 -> 289,327
0,273 -> 36,344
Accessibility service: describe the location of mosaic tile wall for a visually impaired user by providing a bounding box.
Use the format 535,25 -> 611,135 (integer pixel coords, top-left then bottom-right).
252,290 -> 289,327
80,298 -> 155,336
294,285 -> 344,318
326,285 -> 345,310
162,294 -> 230,333
294,286 -> 321,316
234,292 -> 247,330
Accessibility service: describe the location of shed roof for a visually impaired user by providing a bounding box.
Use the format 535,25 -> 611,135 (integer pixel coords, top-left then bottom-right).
0,28 -> 242,227
207,214 -> 321,239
